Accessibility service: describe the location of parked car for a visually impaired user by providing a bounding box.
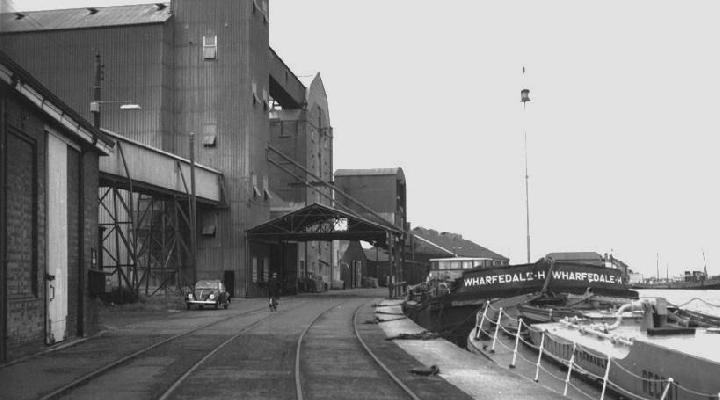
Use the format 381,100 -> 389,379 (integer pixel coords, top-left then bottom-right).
186,280 -> 230,310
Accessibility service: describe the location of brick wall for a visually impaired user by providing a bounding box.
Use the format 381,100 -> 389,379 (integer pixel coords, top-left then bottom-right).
4,94 -> 47,359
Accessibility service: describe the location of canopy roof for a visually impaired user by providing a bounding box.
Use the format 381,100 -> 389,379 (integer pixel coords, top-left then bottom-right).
247,203 -> 400,244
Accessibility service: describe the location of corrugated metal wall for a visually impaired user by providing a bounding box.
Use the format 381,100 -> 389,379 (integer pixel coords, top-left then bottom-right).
0,25 -> 168,148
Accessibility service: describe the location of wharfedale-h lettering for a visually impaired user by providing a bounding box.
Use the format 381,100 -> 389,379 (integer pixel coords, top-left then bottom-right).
463,269 -> 619,287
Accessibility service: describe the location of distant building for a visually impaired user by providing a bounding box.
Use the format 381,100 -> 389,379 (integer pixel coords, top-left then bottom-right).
268,73 -> 333,286
333,168 -> 408,285
334,168 -> 407,230
684,270 -> 707,282
627,272 -> 644,284
363,227 -> 509,286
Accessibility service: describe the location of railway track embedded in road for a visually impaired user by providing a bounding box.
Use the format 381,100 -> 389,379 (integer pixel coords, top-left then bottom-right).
40,300 -> 309,400
294,300 -> 423,400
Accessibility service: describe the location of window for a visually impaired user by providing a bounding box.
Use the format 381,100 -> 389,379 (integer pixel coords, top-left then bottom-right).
201,224 -> 216,237
203,35 -> 217,60
202,135 -> 216,147
263,257 -> 270,282
252,81 -> 261,106
253,0 -> 269,23
279,122 -> 290,138
262,175 -> 271,200
262,88 -> 269,111
251,173 -> 260,198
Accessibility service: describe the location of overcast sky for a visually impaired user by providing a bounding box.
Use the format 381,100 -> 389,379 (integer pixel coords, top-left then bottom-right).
9,0 -> 720,278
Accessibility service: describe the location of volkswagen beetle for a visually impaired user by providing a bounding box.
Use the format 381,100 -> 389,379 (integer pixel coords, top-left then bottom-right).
186,280 -> 230,310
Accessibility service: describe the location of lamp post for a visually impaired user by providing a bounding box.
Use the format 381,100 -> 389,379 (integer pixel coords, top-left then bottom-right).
90,53 -> 141,129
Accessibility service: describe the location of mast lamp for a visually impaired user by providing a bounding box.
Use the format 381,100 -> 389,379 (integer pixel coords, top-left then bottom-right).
521,89 -> 531,103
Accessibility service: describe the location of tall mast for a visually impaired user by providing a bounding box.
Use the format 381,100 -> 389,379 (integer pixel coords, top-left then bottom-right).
521,67 -> 532,263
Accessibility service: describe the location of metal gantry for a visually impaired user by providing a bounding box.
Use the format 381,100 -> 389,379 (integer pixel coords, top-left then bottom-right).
98,143 -> 198,299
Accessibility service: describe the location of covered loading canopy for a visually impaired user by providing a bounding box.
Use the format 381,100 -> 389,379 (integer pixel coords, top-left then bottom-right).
246,202 -> 401,245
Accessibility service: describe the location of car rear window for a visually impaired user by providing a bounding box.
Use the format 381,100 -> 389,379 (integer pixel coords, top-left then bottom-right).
195,281 -> 219,289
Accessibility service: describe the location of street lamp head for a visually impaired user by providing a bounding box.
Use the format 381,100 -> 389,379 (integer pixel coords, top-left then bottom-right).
90,100 -> 141,111
521,88 -> 531,103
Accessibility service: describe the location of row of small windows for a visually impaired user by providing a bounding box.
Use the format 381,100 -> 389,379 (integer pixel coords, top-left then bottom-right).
252,256 -> 270,283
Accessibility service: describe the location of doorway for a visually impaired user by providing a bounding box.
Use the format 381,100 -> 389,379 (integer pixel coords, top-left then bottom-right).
224,270 -> 235,298
46,134 -> 68,344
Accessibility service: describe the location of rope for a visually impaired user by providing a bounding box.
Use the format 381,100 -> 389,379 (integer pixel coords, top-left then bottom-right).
675,381 -> 720,396
673,297 -> 720,309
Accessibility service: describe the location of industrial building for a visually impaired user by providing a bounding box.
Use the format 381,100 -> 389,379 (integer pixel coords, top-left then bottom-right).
0,0 -> 344,299
0,50 -> 113,361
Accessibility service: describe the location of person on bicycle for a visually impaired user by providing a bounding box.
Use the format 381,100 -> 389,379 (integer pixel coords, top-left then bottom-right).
268,272 -> 280,311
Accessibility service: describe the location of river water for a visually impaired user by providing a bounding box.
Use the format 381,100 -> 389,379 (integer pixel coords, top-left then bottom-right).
638,289 -> 720,317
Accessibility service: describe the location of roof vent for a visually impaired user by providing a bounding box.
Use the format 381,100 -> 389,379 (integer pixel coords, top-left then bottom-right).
87,7 -> 99,14
155,3 -> 167,10
14,12 -> 25,20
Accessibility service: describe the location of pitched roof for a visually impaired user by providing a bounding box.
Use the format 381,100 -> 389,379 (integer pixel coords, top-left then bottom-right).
411,226 -> 509,261
247,202 -> 400,243
1,3 -> 171,33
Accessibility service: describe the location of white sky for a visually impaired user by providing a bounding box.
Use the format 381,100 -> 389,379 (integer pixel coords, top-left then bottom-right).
9,0 -> 720,277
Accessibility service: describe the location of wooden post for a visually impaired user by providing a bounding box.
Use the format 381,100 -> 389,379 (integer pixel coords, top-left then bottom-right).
534,332 -> 545,382
563,342 -> 576,396
600,357 -> 612,400
92,53 -> 102,129
509,318 -> 523,368
660,378 -> 674,400
474,301 -> 489,340
490,307 -> 503,353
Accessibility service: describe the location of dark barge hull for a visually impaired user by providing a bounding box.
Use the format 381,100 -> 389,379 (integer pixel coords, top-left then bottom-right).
404,298 -> 484,346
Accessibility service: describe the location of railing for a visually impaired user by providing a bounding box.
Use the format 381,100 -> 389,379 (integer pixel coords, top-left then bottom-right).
471,301 -> 720,400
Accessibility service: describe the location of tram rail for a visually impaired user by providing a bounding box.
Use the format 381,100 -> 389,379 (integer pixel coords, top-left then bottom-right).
39,301 -> 308,400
